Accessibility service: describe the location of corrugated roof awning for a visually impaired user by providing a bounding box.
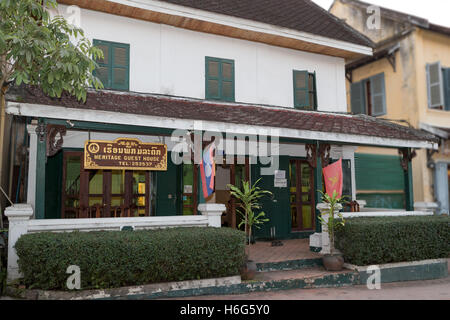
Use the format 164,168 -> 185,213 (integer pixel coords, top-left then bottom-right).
6,86 -> 439,150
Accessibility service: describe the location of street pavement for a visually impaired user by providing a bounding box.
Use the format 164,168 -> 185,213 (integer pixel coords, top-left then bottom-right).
170,277 -> 450,300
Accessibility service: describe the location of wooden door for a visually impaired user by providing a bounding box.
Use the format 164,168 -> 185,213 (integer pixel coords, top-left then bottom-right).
61,151 -> 82,219
289,159 -> 315,231
61,150 -> 154,218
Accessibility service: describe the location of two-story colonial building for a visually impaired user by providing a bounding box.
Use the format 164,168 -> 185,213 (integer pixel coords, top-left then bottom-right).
330,0 -> 450,215
4,0 -> 439,240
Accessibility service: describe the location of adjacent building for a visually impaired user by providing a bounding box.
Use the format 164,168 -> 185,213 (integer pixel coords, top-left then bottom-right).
330,0 -> 450,214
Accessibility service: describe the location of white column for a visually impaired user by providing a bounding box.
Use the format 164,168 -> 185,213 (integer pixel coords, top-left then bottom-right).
198,203 -> 225,228
316,202 -> 342,255
5,204 -> 33,282
26,124 -> 37,214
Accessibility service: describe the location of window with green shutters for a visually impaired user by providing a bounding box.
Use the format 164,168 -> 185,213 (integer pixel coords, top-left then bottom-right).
293,70 -> 317,110
205,57 -> 235,102
425,62 -> 450,111
426,62 -> 444,109
93,40 -> 130,91
350,73 -> 386,116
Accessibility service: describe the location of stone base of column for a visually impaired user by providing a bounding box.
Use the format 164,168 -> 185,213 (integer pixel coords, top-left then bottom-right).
198,203 -> 226,228
5,204 -> 33,282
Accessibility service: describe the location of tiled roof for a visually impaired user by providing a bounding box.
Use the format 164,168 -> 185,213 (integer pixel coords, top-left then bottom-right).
157,0 -> 373,47
341,0 -> 450,37
7,86 -> 438,145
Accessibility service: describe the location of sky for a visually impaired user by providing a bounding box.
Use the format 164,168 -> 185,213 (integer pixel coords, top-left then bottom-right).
312,0 -> 450,28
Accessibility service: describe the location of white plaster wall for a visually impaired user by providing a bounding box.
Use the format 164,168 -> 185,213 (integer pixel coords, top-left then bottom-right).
71,6 -> 348,112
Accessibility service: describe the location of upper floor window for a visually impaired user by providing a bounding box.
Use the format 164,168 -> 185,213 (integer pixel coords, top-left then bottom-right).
426,62 -> 450,111
205,57 -> 235,102
293,70 -> 317,110
350,73 -> 386,116
93,39 -> 130,91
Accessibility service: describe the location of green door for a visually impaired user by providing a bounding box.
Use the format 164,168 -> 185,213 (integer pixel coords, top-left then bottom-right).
252,156 -> 291,240
45,151 -> 63,219
156,152 -> 180,216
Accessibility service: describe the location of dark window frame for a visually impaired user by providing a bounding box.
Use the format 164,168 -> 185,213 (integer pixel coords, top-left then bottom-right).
93,39 -> 130,91
205,56 -> 235,102
293,70 -> 317,110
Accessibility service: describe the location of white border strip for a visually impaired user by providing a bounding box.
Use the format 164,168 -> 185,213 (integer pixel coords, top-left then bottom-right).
6,102 -> 437,150
341,211 -> 434,218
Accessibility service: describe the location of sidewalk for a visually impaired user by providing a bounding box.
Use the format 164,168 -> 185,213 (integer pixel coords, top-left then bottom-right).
169,276 -> 450,300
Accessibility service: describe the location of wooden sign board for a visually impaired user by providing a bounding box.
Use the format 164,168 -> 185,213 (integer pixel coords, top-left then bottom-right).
84,138 -> 167,171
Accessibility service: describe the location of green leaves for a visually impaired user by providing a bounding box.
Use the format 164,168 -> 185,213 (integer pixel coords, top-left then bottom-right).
0,0 -> 104,101
335,216 -> 450,265
15,228 -> 246,290
228,178 -> 272,246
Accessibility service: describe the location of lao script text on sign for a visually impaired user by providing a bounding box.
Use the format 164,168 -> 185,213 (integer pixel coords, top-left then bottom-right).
84,138 -> 167,171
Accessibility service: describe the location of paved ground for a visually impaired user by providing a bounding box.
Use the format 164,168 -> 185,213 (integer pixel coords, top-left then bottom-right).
170,277 -> 450,300
249,239 -> 320,263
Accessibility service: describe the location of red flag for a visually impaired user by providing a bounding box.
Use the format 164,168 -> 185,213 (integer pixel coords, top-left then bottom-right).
323,158 -> 343,198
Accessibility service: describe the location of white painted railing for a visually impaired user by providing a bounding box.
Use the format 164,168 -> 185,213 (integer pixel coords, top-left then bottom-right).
27,216 -> 209,233
5,203 -> 226,282
341,211 -> 433,218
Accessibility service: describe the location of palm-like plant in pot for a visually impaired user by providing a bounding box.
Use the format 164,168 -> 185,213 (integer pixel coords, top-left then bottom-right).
317,190 -> 348,271
228,178 -> 272,279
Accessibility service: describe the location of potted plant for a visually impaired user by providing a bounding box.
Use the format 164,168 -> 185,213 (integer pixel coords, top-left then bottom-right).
317,190 -> 348,271
228,178 -> 272,280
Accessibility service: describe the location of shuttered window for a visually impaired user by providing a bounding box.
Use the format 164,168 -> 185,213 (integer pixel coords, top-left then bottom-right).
443,68 -> 450,111
205,57 -> 235,102
370,73 -> 387,116
426,62 -> 444,109
350,73 -> 386,116
93,40 -> 130,91
350,81 -> 366,114
293,70 -> 317,110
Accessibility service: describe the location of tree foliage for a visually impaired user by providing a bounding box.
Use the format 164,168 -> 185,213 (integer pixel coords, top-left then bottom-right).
0,0 -> 103,101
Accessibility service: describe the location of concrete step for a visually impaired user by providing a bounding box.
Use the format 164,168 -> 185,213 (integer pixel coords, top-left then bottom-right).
256,257 -> 323,272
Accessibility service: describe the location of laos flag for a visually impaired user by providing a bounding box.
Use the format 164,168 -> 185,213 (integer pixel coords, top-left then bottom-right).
200,144 -> 215,199
322,158 -> 343,199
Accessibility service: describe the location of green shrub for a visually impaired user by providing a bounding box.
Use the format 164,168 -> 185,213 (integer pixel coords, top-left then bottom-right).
15,227 -> 246,290
335,216 -> 450,266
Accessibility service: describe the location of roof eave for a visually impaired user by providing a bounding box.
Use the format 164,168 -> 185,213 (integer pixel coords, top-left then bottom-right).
6,101 -> 437,150
58,0 -> 373,59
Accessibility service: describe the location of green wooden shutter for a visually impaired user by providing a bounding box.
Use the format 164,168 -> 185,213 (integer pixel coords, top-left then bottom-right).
350,81 -> 366,114
426,62 -> 444,108
443,68 -> 450,111
93,40 -> 129,91
206,57 -> 220,100
293,70 -> 309,109
370,73 -> 387,116
205,57 -> 235,102
93,40 -> 112,88
111,43 -> 129,91
221,60 -> 235,101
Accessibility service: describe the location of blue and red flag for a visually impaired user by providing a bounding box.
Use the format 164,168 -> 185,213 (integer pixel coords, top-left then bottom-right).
200,143 -> 216,199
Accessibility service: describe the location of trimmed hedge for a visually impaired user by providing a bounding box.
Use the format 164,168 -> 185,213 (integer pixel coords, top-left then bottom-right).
15,227 -> 246,290
335,216 -> 450,266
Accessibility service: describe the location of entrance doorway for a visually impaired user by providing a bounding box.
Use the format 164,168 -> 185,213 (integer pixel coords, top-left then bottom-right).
289,159 -> 315,231
61,151 -> 156,218
215,157 -> 250,228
